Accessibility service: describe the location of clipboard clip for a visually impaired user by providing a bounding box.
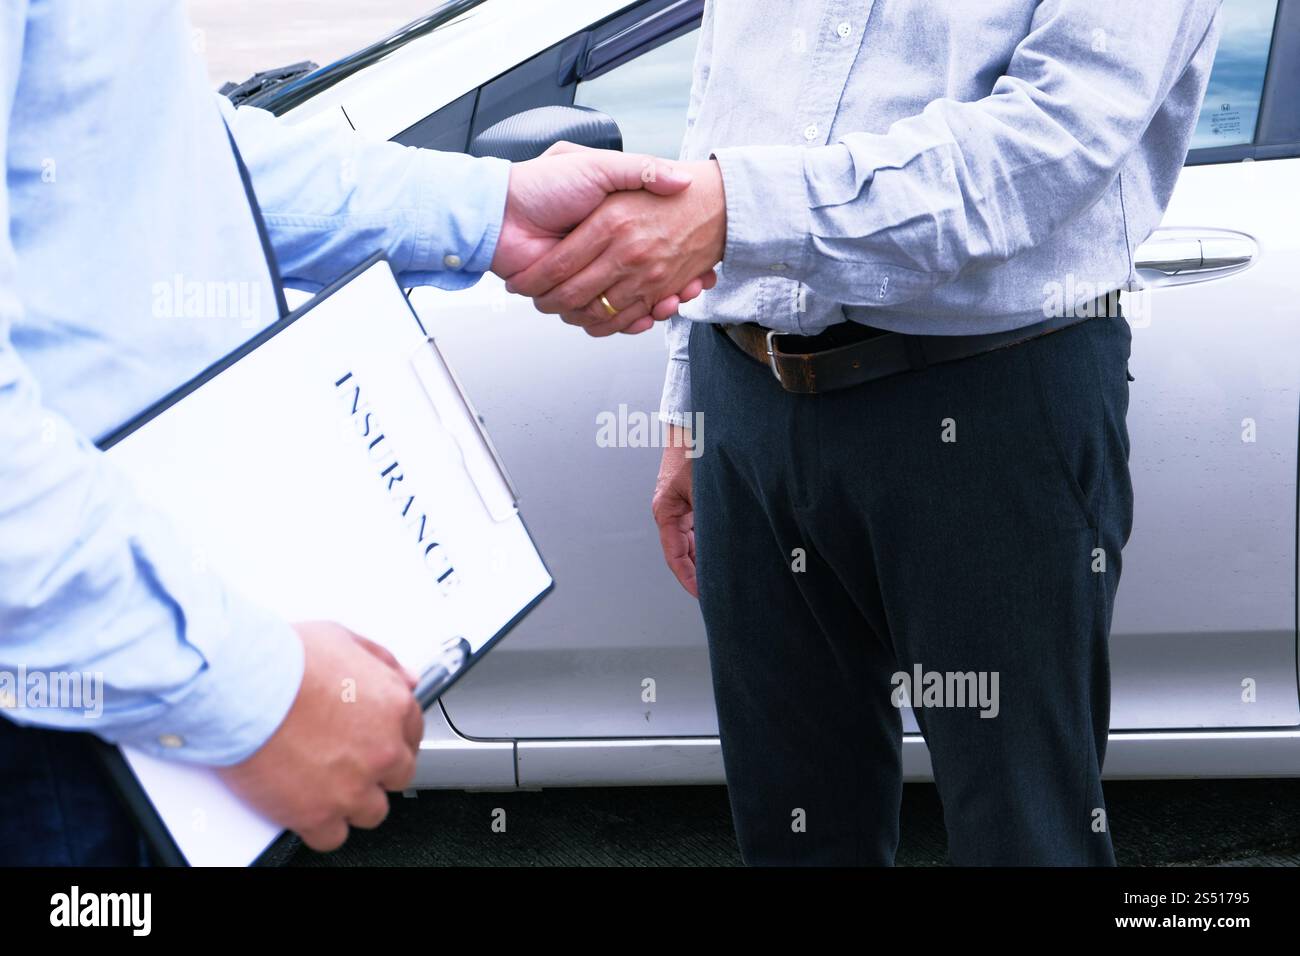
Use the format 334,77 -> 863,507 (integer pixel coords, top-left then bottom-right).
410,336 -> 520,522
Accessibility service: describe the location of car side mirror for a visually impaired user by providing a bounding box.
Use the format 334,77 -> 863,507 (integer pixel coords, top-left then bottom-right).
469,106 -> 623,162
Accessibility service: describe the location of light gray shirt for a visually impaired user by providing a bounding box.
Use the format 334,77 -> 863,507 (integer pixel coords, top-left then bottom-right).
662,0 -> 1223,424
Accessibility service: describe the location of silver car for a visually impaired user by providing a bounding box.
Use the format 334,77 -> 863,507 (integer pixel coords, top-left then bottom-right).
236,0 -> 1300,789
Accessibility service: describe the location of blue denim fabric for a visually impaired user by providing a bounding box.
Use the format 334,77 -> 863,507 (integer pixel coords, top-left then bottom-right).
0,718 -> 150,866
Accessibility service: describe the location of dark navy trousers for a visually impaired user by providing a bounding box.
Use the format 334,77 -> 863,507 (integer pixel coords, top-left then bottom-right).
690,311 -> 1133,865
0,717 -> 149,866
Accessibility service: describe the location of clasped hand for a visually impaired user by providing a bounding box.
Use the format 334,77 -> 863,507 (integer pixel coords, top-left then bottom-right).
492,142 -> 725,336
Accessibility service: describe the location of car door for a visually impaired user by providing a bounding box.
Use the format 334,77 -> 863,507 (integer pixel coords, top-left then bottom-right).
1109,0 -> 1300,730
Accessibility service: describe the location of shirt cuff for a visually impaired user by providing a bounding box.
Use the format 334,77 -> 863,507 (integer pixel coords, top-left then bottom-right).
659,356 -> 694,427
402,152 -> 511,291
712,145 -> 811,282
109,599 -> 305,766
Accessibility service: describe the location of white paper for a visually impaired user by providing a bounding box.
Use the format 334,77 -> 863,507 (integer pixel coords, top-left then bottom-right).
104,259 -> 551,866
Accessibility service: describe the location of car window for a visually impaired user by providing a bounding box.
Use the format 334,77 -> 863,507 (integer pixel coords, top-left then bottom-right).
1190,0 -> 1279,150
573,29 -> 701,160
576,6 -> 1279,161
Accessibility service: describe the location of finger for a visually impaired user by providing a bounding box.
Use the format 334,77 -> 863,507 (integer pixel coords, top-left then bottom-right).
586,151 -> 693,196
671,553 -> 699,598
651,296 -> 681,322
657,517 -> 699,598
352,636 -> 418,689
654,486 -> 698,598
542,142 -> 690,193
571,295 -> 651,337
600,274 -> 675,325
542,140 -> 591,157
681,273 -> 712,303
635,159 -> 694,196
582,322 -> 622,338
351,635 -> 401,673
557,310 -> 603,330
570,310 -> 639,338
298,818 -> 349,853
534,252 -> 630,317
400,696 -> 424,752
379,744 -> 418,793
685,532 -> 698,597
619,316 -> 657,335
584,317 -> 635,338
347,786 -> 391,831
556,302 -> 615,330
656,507 -> 695,563
597,292 -> 652,327
507,219 -> 613,300
652,269 -> 716,322
676,563 -> 699,599
678,279 -> 706,303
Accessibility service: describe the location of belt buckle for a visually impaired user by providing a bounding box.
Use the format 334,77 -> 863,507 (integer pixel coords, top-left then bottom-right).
765,329 -> 785,384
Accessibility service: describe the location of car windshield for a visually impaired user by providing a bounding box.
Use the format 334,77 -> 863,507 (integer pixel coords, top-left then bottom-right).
189,0 -> 440,90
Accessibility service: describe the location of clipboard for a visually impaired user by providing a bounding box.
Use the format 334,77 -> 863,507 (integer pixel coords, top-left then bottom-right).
92,253 -> 553,866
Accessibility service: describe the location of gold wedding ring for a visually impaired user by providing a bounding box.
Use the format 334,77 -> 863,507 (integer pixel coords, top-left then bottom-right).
599,294 -> 619,318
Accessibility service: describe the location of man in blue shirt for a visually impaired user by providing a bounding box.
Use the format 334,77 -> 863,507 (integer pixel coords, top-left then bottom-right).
0,0 -> 707,864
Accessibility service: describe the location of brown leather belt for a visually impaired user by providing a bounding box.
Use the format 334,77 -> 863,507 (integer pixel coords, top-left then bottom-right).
720,295 -> 1119,394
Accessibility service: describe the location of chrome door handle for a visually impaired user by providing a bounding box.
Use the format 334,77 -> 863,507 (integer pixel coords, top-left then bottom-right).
1200,237 -> 1256,271
1135,233 -> 1256,277
1135,239 -> 1202,275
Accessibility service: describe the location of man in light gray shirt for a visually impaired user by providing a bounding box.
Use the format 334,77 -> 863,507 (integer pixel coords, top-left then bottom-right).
510,0 -> 1224,865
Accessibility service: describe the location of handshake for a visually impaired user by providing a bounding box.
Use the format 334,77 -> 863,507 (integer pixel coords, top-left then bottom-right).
489,143 -> 728,335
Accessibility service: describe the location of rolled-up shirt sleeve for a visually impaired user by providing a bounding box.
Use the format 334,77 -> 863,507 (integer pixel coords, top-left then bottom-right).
659,318 -> 694,428
711,0 -> 1222,318
221,96 -> 511,293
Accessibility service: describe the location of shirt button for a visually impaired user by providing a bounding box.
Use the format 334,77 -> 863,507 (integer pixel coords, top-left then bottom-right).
803,124 -> 819,142
158,733 -> 185,749
837,22 -> 852,39
443,254 -> 463,270
770,263 -> 788,272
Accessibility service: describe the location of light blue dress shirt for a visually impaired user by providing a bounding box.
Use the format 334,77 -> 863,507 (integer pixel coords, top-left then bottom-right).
662,0 -> 1224,424
0,0 -> 509,764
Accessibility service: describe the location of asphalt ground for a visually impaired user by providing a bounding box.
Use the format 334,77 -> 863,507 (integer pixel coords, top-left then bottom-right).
284,779 -> 1300,867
